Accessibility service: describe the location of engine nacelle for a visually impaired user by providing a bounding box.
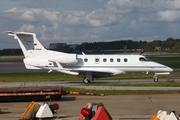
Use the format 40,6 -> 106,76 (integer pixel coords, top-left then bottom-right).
49,54 -> 78,64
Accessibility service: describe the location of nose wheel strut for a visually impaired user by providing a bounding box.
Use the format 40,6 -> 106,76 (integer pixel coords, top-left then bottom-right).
153,75 -> 158,82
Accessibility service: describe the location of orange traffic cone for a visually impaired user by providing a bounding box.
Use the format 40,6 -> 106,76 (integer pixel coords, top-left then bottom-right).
150,115 -> 159,120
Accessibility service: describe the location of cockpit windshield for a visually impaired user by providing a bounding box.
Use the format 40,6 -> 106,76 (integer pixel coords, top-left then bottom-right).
145,57 -> 151,61
139,57 -> 150,62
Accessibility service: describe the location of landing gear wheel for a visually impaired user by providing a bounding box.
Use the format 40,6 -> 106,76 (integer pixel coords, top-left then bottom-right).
154,76 -> 158,82
83,78 -> 90,84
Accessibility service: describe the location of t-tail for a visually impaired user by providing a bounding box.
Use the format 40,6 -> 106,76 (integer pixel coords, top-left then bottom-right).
7,31 -> 79,75
7,31 -> 47,58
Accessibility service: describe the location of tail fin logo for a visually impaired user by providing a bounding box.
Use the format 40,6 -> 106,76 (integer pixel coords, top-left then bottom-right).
34,43 -> 42,50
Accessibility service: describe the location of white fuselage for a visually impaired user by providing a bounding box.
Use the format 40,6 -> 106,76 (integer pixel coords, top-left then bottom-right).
23,50 -> 173,75
63,54 -> 172,73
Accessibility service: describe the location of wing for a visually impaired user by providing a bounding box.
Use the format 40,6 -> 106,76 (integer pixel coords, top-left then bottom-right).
72,68 -> 125,78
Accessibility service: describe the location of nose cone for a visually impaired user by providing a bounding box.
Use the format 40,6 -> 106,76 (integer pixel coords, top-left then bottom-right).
153,61 -> 173,72
165,66 -> 173,72
160,63 -> 173,72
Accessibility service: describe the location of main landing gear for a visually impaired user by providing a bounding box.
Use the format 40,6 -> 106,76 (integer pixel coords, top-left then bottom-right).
83,78 -> 90,84
83,72 -> 92,84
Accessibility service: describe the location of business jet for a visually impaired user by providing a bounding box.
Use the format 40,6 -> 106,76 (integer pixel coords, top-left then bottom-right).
7,31 -> 173,83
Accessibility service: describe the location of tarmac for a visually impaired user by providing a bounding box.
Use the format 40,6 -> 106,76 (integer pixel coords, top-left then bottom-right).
0,94 -> 180,120
0,63 -> 180,119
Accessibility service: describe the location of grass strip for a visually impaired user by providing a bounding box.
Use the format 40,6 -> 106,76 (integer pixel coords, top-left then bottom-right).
63,87 -> 180,95
0,72 -> 82,82
0,72 -> 179,82
0,56 -> 24,62
83,81 -> 180,87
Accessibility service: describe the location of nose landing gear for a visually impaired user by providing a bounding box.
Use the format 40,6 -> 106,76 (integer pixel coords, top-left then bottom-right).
153,75 -> 158,82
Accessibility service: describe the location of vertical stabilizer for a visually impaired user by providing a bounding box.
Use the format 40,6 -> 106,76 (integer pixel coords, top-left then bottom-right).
7,31 -> 47,58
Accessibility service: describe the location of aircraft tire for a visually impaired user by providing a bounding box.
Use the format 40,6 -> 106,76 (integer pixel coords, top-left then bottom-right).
154,77 -> 158,82
83,78 -> 90,84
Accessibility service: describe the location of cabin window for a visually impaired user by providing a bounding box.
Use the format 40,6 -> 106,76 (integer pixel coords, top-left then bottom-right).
139,57 -> 147,61
103,58 -> 107,62
110,58 -> 114,62
95,58 -> 99,62
95,57 -> 100,64
49,63 -> 52,65
117,58 -> 120,62
124,58 -> 128,62
84,58 -> 88,62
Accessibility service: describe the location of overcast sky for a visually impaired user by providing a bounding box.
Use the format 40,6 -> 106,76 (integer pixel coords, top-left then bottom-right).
0,0 -> 180,49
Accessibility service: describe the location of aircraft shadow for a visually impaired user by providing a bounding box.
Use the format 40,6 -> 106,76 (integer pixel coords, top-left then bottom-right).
91,81 -> 115,84
59,81 -> 116,84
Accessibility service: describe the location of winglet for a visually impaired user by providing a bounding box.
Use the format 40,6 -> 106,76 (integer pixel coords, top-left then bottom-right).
6,31 -> 15,36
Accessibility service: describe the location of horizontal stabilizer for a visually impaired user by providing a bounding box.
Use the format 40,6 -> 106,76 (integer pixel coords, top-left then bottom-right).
24,64 -> 42,69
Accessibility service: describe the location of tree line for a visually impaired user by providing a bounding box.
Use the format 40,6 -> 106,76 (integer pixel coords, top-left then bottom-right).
0,48 -> 23,56
74,38 -> 180,54
0,38 -> 180,55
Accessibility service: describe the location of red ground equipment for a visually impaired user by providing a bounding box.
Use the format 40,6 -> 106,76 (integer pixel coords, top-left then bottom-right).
78,102 -> 112,120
